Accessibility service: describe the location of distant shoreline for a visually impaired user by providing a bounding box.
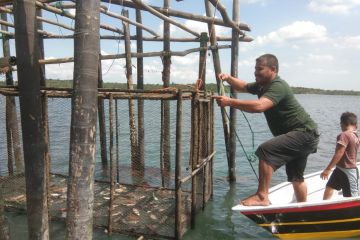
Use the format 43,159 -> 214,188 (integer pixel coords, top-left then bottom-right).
1,80 -> 359,96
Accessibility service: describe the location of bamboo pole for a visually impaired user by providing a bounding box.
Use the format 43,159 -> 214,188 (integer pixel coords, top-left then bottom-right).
161,0 -> 171,187
14,0 -> 49,238
66,1 -> 100,239
228,0 -> 240,182
136,3 -> 145,175
205,0 -> 231,177
98,57 -> 108,168
175,89 -> 183,240
122,9 -> 139,176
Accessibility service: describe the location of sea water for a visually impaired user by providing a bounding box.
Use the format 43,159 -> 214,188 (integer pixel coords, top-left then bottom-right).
2,94 -> 360,239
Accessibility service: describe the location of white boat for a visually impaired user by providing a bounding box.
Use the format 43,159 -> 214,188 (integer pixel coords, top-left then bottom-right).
232,163 -> 360,239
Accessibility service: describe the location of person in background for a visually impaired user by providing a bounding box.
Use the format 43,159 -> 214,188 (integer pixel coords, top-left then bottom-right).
213,53 -> 319,206
320,112 -> 359,199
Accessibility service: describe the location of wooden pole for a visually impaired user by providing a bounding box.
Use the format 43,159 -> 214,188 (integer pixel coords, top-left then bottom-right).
14,0 -> 49,238
228,0 -> 240,183
115,99 -> 120,183
1,13 -> 23,174
108,94 -> 115,234
66,1 -> 100,239
174,89 -> 183,240
136,3 -> 145,174
198,32 -> 208,91
122,9 -> 140,178
98,56 -> 108,168
37,8 -> 52,217
190,91 -> 200,229
99,0 -> 251,31
204,0 -> 231,180
130,0 -> 200,37
161,0 -> 171,187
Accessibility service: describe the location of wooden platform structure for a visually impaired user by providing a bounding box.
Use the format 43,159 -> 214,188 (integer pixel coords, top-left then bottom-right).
0,0 -> 252,239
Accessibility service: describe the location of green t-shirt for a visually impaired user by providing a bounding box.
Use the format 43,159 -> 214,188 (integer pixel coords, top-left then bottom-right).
246,76 -> 317,136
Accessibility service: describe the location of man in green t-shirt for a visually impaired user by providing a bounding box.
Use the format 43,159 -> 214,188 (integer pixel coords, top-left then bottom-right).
213,54 -> 319,206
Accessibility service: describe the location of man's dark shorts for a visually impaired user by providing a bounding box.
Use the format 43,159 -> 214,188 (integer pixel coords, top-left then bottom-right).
255,129 -> 319,182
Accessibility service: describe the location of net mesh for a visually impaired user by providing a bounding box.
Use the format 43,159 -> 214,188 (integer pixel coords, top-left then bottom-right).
0,90 -> 213,239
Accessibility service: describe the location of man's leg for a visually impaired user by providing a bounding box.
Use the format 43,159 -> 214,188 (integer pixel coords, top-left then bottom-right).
292,181 -> 307,202
323,186 -> 334,200
241,159 -> 273,206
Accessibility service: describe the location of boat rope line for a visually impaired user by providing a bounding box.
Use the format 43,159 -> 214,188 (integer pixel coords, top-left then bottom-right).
221,96 -> 259,181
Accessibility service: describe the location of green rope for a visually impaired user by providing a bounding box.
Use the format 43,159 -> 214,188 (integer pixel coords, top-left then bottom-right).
219,82 -> 259,180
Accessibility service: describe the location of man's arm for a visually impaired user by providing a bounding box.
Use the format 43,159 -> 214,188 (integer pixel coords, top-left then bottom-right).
219,73 -> 248,92
212,95 -> 273,113
320,143 -> 346,180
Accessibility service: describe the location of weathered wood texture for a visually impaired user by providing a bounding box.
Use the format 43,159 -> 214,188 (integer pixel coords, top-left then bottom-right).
14,0 -> 49,239
66,1 -> 100,239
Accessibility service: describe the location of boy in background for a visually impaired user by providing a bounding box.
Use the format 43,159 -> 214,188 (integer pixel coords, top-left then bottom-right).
321,112 -> 360,199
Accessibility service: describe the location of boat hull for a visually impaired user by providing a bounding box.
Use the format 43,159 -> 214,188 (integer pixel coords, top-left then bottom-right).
241,198 -> 360,239
232,164 -> 360,239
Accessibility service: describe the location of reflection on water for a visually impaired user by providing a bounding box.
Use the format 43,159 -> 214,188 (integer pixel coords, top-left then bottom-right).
2,94 -> 360,239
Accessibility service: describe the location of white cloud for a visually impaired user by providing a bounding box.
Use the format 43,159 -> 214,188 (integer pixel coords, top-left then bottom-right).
308,0 -> 360,15
241,0 -> 268,6
256,21 -> 327,45
334,35 -> 360,49
307,53 -> 334,62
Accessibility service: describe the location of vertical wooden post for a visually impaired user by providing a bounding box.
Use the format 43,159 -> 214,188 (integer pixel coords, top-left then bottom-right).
98,57 -> 108,169
115,100 -> 120,183
1,12 -> 23,174
228,0 -> 240,183
122,9 -> 140,178
204,0 -> 233,181
161,0 -> 171,187
108,94 -> 115,234
198,32 -> 208,91
175,90 -> 183,240
190,92 -> 199,229
14,0 -> 49,238
210,94 -> 215,198
66,1 -> 100,239
136,0 -> 145,173
37,8 -> 52,216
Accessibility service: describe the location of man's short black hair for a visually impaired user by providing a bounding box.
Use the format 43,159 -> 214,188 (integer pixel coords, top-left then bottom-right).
256,54 -> 279,73
340,112 -> 358,126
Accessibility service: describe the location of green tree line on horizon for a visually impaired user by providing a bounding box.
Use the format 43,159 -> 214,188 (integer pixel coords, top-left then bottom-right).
1,79 -> 359,96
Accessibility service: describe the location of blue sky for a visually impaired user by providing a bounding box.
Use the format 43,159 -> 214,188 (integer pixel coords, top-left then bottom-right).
1,0 -> 360,91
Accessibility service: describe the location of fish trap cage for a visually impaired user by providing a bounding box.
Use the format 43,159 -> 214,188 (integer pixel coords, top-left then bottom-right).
0,87 -> 215,239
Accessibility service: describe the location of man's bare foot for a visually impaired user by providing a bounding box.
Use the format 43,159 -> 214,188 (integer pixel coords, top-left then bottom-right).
241,194 -> 270,206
